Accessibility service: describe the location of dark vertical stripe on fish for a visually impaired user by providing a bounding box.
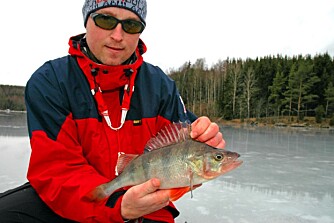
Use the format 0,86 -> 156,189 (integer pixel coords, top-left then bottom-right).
141,153 -> 151,181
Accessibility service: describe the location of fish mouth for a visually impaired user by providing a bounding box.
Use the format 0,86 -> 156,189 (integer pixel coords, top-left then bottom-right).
220,159 -> 243,174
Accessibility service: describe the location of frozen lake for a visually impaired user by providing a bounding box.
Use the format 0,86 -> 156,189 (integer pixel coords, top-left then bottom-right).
1,112 -> 334,223
175,126 -> 334,223
0,112 -> 30,191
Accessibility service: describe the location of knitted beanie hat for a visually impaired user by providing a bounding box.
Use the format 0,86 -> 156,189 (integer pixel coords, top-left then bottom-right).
82,0 -> 147,27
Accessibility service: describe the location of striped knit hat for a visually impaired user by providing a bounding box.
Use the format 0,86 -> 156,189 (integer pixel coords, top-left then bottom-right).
82,0 -> 147,27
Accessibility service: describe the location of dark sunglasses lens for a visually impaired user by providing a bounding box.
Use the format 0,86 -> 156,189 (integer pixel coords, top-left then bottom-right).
122,20 -> 144,34
94,14 -> 118,30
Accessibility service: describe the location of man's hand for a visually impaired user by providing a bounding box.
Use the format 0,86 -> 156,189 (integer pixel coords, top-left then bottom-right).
121,178 -> 170,220
190,116 -> 225,149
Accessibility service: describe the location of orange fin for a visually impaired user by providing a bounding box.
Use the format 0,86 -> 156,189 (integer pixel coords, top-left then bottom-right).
168,187 -> 192,201
167,184 -> 202,201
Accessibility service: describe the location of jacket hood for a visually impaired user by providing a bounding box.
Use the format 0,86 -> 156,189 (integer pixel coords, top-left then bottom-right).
68,33 -> 147,91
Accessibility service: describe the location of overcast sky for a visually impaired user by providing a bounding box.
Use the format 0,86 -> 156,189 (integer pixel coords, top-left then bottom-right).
1,0 -> 334,86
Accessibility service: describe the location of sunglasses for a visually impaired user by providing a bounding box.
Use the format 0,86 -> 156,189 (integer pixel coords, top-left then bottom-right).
90,13 -> 145,34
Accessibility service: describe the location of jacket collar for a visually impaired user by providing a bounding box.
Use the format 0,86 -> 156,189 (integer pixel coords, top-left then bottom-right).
68,33 -> 146,91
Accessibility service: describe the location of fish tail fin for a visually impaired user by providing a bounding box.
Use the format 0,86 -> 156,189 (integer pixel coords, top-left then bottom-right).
84,184 -> 109,202
85,180 -> 122,202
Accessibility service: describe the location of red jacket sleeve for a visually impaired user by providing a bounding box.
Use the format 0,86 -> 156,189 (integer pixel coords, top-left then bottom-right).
25,67 -> 125,222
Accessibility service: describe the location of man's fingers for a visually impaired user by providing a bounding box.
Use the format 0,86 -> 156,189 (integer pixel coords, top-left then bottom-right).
137,178 -> 161,197
190,116 -> 210,139
121,179 -> 169,219
192,120 -> 220,142
204,131 -> 225,149
190,116 -> 225,149
215,139 -> 226,149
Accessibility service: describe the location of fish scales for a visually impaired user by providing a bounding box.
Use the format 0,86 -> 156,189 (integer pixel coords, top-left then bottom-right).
162,141 -> 196,187
130,143 -> 184,187
143,141 -> 191,188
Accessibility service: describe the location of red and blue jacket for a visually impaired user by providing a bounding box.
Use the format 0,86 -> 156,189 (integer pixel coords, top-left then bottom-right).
25,34 -> 195,222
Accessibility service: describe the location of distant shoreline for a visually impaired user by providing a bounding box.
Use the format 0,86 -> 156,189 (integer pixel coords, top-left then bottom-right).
216,116 -> 333,130
0,110 -> 26,114
1,111 -> 333,130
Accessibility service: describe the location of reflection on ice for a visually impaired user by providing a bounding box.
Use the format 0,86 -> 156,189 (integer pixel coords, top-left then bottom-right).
0,112 -> 28,137
175,126 -> 334,223
176,180 -> 334,223
0,136 -> 30,192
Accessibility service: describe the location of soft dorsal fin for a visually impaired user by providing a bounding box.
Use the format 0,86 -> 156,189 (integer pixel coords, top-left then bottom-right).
145,122 -> 192,152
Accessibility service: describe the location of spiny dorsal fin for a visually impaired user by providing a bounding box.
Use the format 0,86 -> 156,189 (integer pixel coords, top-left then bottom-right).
145,122 -> 192,151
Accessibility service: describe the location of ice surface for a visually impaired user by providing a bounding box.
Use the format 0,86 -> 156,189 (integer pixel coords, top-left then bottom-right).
1,113 -> 334,223
175,126 -> 334,223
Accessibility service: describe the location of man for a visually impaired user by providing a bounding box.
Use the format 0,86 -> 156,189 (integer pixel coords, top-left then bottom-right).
0,0 -> 225,222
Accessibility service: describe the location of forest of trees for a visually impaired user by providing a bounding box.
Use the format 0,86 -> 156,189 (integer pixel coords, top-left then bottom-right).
0,85 -> 25,111
1,53 -> 334,125
169,53 -> 334,124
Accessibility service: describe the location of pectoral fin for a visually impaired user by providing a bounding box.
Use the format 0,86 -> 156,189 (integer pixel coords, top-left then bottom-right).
115,153 -> 139,176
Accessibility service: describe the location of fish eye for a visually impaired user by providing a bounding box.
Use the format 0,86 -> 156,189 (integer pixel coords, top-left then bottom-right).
214,153 -> 224,161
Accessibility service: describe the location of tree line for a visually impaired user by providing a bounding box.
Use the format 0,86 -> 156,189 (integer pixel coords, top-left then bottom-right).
1,53 -> 334,125
0,85 -> 25,111
169,53 -> 334,124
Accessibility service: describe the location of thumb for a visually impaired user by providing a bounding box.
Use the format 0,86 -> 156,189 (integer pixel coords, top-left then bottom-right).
141,178 -> 161,195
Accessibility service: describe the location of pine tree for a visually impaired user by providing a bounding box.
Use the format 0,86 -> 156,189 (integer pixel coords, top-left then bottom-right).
324,82 -> 334,116
269,70 -> 287,119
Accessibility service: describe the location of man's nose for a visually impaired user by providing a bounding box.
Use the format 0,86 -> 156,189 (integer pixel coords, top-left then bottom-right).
110,23 -> 124,41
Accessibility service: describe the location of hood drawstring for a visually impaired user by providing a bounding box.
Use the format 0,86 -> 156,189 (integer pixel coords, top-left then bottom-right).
90,66 -> 137,131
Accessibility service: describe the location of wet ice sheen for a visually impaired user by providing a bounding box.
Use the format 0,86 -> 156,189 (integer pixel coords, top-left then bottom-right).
175,126 -> 334,223
1,113 -> 333,223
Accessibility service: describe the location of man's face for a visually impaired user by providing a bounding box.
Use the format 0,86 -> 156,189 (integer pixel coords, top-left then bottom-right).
85,7 -> 141,66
